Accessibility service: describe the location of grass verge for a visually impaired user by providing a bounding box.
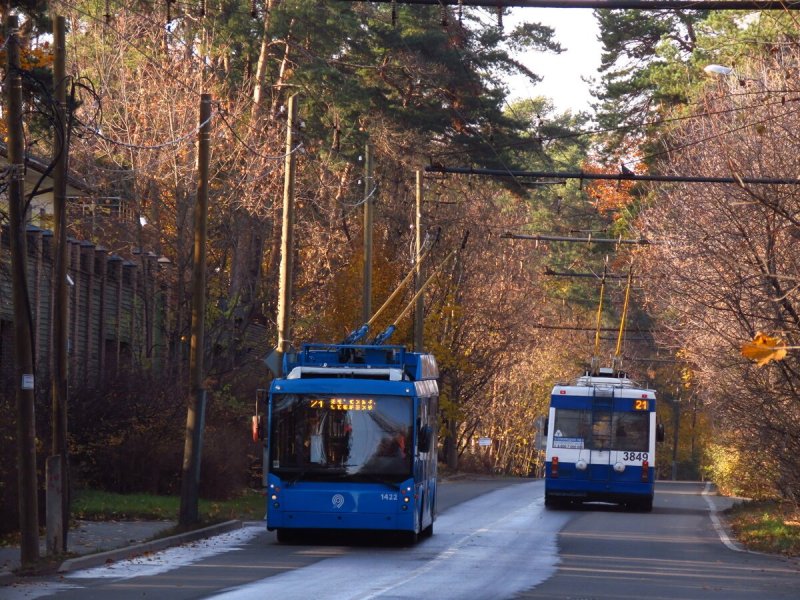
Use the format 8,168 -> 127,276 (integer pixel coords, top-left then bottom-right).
71,489 -> 266,523
726,500 -> 800,556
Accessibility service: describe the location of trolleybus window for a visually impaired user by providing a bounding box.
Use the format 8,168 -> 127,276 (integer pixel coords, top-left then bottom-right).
270,394 -> 412,481
552,409 -> 591,449
612,412 -> 649,452
553,409 -> 649,452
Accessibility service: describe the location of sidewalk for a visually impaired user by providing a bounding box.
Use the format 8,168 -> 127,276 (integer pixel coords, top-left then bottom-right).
0,519 -> 242,586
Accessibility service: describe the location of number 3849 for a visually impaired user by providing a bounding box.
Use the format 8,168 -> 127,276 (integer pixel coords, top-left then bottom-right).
622,452 -> 648,461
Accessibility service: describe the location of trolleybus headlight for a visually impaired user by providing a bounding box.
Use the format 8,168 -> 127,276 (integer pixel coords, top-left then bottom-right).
271,494 -> 278,500
273,502 -> 280,508
575,459 -> 588,471
613,462 -> 625,473
404,496 -> 410,503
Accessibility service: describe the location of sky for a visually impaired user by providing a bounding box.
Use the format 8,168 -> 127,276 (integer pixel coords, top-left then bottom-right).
504,8 -> 603,114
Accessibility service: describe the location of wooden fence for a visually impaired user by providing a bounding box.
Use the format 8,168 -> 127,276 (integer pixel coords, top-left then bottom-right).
0,224 -> 170,389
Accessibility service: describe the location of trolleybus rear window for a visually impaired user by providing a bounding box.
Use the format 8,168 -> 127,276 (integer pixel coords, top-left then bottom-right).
553,409 -> 649,452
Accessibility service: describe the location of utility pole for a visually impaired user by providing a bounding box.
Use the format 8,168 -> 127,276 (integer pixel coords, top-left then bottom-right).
672,394 -> 681,481
413,171 -> 424,352
48,14 -> 70,555
445,233 -> 469,471
275,94 -> 299,374
179,93 -> 212,526
362,143 -> 374,324
7,14 -> 41,569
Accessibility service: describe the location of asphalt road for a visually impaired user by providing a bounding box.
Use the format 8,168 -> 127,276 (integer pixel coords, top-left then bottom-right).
2,479 -> 798,600
518,481 -> 800,600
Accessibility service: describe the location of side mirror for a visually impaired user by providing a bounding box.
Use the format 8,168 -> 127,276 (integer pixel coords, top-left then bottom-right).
418,425 -> 433,453
656,422 -> 665,443
544,417 -> 549,436
253,389 -> 268,442
252,414 -> 264,442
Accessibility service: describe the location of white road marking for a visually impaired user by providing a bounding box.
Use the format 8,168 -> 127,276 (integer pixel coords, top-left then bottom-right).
0,582 -> 82,600
702,481 -> 744,552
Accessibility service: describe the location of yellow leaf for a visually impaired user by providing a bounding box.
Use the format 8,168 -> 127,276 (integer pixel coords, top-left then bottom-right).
741,332 -> 788,366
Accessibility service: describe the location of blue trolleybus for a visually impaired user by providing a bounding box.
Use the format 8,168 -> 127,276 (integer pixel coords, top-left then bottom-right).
545,367 -> 662,511
260,343 -> 438,542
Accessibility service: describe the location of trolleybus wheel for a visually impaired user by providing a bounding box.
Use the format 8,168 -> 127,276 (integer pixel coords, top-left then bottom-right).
276,528 -> 295,543
421,522 -> 433,538
402,530 -> 418,545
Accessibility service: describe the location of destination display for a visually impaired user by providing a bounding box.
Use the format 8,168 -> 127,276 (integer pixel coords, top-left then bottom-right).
309,397 -> 376,411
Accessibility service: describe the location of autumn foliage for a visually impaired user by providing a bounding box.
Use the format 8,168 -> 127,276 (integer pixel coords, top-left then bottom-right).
582,153 -> 645,215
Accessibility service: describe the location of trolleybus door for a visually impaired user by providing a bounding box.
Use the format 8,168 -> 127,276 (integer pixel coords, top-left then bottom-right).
589,392 -> 613,481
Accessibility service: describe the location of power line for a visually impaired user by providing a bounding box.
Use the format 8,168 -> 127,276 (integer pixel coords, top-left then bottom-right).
75,111 -> 217,150
432,93 -> 800,157
339,0 -> 800,9
542,267 -> 629,278
426,165 -> 800,186
504,232 -> 652,244
532,323 -> 658,332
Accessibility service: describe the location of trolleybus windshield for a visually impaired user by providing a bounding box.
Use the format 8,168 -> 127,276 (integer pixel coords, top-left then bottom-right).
270,394 -> 413,482
552,409 -> 649,452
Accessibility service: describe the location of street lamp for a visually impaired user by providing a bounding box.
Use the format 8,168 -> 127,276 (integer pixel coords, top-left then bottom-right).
703,64 -> 735,76
703,63 -> 762,88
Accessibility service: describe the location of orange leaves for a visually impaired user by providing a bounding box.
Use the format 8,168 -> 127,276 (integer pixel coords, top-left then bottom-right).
0,37 -> 54,71
741,332 -> 788,367
582,156 -> 645,215
21,43 -> 54,71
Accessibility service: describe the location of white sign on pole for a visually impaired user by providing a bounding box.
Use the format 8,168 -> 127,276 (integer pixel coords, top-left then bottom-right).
478,437 -> 492,447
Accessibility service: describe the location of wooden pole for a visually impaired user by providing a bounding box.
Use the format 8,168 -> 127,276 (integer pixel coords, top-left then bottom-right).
7,14 -> 41,569
276,95 -> 298,372
179,93 -> 212,526
413,171 -> 424,352
48,14 -> 70,554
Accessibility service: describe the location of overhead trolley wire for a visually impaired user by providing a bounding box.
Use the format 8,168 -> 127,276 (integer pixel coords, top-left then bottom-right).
335,0 -> 800,10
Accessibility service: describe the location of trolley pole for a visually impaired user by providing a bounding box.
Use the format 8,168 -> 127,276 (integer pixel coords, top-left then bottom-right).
362,143 -> 374,323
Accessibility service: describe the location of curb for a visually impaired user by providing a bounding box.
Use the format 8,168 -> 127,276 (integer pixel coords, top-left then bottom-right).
56,519 -> 243,574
